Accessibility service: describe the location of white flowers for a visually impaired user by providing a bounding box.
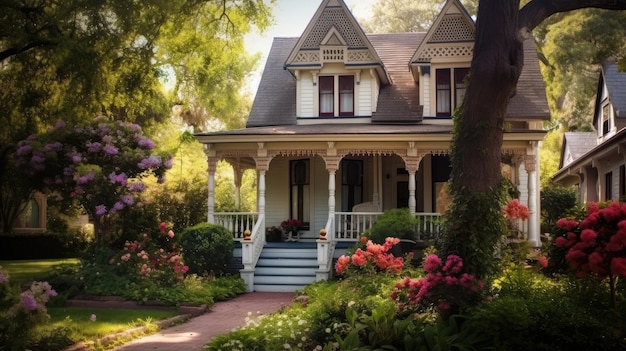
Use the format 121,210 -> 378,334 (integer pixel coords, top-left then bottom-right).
90,314 -> 97,322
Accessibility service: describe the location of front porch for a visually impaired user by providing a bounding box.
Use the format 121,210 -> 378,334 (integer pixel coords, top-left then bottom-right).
215,211 -> 445,291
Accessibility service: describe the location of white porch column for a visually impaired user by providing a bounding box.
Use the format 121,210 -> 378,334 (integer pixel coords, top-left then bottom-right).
524,153 -> 540,247
372,155 -> 380,208
254,157 -> 271,220
323,156 -> 341,217
205,155 -> 218,224
401,152 -> 424,215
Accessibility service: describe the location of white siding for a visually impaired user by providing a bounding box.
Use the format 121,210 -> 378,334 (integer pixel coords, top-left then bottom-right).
265,158 -> 290,228
300,73 -> 315,117
422,72 -> 431,116
358,71 -> 372,115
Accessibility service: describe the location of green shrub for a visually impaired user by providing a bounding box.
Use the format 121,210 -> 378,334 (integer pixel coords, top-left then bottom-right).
469,268 -> 622,350
540,186 -> 579,234
364,208 -> 418,244
180,223 -> 233,276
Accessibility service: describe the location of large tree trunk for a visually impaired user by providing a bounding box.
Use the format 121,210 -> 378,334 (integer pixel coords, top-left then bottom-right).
443,0 -> 626,279
451,0 -> 523,193
442,0 -> 524,279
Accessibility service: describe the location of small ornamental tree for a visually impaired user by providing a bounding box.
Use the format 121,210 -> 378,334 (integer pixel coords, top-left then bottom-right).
14,118 -> 172,244
555,201 -> 626,308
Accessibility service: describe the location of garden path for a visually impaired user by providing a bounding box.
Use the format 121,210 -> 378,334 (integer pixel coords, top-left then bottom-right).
112,292 -> 295,351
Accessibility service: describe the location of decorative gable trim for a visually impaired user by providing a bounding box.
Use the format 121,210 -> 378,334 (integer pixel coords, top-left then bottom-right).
409,0 -> 475,69
284,0 -> 390,85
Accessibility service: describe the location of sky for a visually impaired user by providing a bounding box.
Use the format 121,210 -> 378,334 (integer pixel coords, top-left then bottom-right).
243,0 -> 377,95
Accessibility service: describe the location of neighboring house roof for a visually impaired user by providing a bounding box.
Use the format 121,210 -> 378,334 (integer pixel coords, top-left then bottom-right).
593,60 -> 626,129
507,39 -> 551,120
558,132 -> 597,169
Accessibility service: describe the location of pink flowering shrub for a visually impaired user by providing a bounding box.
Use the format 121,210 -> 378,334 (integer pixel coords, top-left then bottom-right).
335,236 -> 406,276
109,223 -> 188,286
391,254 -> 483,315
554,201 -> 626,307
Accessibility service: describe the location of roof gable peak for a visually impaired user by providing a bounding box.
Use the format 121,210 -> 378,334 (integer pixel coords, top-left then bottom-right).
410,0 -> 475,65
284,0 -> 390,84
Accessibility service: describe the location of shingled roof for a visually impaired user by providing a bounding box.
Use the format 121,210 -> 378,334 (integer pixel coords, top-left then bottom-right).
603,60 -> 626,119
559,132 -> 597,169
246,33 -> 549,128
369,33 -> 425,123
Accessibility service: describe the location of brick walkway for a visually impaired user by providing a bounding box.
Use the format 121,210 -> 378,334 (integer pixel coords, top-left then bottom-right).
112,292 -> 295,351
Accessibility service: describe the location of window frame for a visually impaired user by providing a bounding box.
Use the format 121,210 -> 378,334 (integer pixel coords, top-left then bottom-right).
289,159 -> 310,229
318,74 -> 355,117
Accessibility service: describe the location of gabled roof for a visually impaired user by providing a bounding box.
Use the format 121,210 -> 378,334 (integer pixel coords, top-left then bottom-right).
506,39 -> 550,120
410,0 -> 475,66
558,132 -> 597,169
593,60 -> 626,127
283,0 -> 390,85
247,38 -> 298,127
370,33 -> 425,123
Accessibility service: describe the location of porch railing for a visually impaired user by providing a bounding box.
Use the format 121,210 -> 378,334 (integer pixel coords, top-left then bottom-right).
316,215 -> 336,281
335,211 -> 443,241
335,211 -> 382,241
214,212 -> 259,239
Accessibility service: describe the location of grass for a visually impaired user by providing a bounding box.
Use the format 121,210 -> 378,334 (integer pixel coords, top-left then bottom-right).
45,306 -> 179,341
0,258 -> 80,284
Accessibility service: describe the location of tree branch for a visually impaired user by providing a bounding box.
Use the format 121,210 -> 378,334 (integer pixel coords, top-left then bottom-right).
0,40 -> 56,62
519,0 -> 626,34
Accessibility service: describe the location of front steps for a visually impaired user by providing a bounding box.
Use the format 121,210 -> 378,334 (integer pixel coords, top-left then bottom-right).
254,242 -> 318,292
228,240 -> 359,292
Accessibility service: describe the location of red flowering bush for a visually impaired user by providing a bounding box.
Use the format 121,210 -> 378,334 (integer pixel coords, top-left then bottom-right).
109,222 -> 188,286
335,236 -> 405,276
503,199 -> 530,220
391,254 -> 483,315
554,201 -> 626,307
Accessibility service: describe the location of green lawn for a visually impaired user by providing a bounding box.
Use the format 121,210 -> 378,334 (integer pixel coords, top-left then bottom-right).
0,258 -> 80,284
46,306 -> 179,341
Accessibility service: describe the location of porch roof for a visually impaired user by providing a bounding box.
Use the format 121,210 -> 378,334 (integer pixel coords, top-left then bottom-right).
195,122 -> 545,143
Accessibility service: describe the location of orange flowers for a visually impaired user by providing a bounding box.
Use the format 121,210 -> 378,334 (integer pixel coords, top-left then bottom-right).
335,237 -> 405,276
503,199 -> 530,220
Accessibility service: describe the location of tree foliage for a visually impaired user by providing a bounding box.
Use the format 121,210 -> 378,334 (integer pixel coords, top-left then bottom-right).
536,9 -> 626,131
358,0 -> 477,33
0,0 -> 273,145
13,118 -> 172,244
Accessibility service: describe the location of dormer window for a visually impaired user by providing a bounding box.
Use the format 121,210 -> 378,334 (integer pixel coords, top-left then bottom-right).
436,68 -> 469,117
602,103 -> 611,135
319,75 -> 354,117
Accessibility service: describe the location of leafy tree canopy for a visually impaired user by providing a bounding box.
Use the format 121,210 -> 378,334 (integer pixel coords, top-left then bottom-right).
0,0 -> 274,146
536,9 -> 626,131
358,0 -> 477,33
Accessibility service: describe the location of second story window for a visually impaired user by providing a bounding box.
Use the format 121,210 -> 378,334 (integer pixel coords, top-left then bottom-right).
339,75 -> 354,116
436,68 -> 469,117
602,103 -> 611,135
319,75 -> 355,117
319,76 -> 334,116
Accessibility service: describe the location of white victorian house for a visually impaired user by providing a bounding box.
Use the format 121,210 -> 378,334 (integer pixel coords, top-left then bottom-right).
195,0 -> 549,292
553,60 -> 626,202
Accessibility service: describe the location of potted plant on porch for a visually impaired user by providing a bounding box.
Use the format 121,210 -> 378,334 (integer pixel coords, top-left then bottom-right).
280,219 -> 303,241
266,226 -> 283,242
